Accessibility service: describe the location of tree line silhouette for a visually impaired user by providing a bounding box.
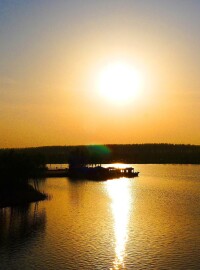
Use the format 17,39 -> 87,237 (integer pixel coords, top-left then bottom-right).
1,144 -> 200,165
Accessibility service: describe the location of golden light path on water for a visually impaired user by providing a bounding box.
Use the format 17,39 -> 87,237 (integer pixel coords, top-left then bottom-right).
106,177 -> 133,270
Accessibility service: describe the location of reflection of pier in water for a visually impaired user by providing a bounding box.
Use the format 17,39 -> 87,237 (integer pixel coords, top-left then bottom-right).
0,203 -> 46,248
106,179 -> 133,269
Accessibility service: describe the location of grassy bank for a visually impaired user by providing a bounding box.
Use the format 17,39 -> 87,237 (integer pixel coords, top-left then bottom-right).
0,151 -> 48,208
0,184 -> 47,208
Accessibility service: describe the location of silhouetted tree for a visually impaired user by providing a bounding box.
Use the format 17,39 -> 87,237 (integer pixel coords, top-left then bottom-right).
0,150 -> 46,188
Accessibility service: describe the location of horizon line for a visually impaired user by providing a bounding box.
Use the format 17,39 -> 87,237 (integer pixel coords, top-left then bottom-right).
1,143 -> 200,150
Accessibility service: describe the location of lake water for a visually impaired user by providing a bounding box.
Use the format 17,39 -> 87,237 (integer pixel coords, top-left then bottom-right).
0,164 -> 200,270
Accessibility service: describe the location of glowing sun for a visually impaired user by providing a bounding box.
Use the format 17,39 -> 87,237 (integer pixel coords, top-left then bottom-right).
98,62 -> 142,104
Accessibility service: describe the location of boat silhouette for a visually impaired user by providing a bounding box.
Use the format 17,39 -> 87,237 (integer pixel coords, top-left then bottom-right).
45,165 -> 139,180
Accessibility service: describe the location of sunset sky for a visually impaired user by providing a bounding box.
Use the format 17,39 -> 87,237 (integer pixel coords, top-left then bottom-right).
0,0 -> 200,148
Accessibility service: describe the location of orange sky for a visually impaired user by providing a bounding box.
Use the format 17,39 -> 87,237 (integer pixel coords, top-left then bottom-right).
0,1 -> 200,147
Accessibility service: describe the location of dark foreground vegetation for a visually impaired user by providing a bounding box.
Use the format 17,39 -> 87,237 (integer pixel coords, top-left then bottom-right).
1,144 -> 199,164
0,151 -> 47,208
0,185 -> 46,208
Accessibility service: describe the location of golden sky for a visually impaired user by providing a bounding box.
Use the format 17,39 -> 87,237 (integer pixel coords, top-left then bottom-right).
0,1 -> 200,147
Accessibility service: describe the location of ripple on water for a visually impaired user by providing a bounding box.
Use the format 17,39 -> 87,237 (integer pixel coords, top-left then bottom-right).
0,165 -> 200,270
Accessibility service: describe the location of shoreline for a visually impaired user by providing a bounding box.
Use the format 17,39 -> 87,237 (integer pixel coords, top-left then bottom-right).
0,184 -> 47,209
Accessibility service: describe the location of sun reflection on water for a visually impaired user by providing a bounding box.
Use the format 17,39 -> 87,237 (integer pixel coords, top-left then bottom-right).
106,178 -> 132,269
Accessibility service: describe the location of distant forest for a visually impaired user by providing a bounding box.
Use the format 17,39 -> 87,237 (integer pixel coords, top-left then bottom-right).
0,144 -> 200,164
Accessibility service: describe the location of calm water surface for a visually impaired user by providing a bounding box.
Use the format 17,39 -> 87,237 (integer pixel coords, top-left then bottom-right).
0,164 -> 200,270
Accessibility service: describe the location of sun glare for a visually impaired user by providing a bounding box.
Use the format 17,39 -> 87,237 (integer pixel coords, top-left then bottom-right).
106,179 -> 132,269
98,62 -> 142,104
